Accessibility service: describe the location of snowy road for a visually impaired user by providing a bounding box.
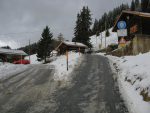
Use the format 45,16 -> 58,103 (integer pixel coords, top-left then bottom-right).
0,55 -> 128,113
0,64 -> 57,113
53,55 -> 128,113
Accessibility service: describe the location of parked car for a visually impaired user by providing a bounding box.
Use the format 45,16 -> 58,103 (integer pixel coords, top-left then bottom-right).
13,59 -> 30,64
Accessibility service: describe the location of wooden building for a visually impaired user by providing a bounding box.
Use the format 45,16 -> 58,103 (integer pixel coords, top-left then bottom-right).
56,41 -> 88,55
111,10 -> 150,55
112,10 -> 150,42
0,48 -> 28,63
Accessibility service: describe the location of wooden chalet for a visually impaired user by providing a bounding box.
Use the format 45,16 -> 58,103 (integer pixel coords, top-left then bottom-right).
112,10 -> 150,42
111,10 -> 150,55
0,48 -> 28,63
56,41 -> 88,54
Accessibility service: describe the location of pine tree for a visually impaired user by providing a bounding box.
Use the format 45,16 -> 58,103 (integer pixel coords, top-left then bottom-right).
37,26 -> 53,63
1,46 -> 11,49
73,6 -> 92,47
19,43 -> 37,55
73,13 -> 81,42
95,31 -> 100,37
91,3 -> 129,35
141,0 -> 149,12
92,19 -> 99,35
135,0 -> 140,10
131,0 -> 136,11
57,33 -> 64,42
105,29 -> 110,37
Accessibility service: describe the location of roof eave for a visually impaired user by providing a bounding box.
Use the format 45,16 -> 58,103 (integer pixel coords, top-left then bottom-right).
112,11 -> 124,32
112,10 -> 150,32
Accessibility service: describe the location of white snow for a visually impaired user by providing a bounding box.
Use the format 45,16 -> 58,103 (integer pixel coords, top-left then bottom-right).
56,41 -> 88,51
91,29 -> 150,113
0,63 -> 28,80
0,48 -> 27,55
104,52 -> 150,113
25,54 -> 42,64
63,41 -> 88,48
90,28 -> 118,51
50,52 -> 82,81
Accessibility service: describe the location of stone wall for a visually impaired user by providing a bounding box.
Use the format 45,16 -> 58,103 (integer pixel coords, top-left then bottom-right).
108,34 -> 150,57
132,34 -> 150,55
108,42 -> 132,57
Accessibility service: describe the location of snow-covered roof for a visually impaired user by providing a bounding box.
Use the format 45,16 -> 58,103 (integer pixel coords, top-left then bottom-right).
51,50 -> 58,54
56,41 -> 88,50
63,41 -> 88,48
0,48 -> 27,56
113,10 -> 150,32
122,10 -> 150,18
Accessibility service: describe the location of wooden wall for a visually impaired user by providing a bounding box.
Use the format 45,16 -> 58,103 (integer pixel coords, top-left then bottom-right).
107,34 -> 150,57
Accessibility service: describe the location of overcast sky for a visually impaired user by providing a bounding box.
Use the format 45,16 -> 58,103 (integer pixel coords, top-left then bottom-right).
0,0 -> 130,48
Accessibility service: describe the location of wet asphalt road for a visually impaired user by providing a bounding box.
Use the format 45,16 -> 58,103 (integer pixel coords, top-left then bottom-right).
0,55 -> 128,113
0,65 -> 57,113
54,55 -> 128,113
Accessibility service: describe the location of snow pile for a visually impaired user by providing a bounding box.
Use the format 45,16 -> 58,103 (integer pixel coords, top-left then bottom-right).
25,54 -> 42,64
50,52 -> 82,81
0,63 -> 28,80
90,28 -> 118,51
107,52 -> 150,113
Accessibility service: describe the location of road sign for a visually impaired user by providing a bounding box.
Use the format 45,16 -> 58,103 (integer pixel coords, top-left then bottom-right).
117,29 -> 127,37
119,37 -> 126,48
117,21 -> 127,29
119,37 -> 126,44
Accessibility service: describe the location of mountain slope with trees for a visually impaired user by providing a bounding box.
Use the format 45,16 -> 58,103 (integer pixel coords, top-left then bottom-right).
91,3 -> 129,37
91,0 -> 150,37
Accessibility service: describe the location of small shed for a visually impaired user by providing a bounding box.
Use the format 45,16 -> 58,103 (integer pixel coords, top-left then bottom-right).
112,10 -> 150,42
56,41 -> 88,54
0,48 -> 28,63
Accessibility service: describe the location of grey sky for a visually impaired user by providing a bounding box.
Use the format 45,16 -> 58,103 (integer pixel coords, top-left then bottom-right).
0,0 -> 130,48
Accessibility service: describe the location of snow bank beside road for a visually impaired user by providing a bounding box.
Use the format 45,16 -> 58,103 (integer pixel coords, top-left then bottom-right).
50,52 -> 82,81
25,54 -> 42,64
0,63 -> 28,80
107,52 -> 150,113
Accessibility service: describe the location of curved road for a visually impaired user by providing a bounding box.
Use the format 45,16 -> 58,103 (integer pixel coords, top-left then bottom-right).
0,55 -> 128,113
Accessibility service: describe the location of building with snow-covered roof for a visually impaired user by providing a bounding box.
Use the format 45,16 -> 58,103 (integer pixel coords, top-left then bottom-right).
111,10 -> 150,55
56,41 -> 88,54
0,48 -> 27,56
113,10 -> 150,41
0,48 -> 28,63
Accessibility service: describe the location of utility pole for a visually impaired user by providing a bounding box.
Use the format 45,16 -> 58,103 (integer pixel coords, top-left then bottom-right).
21,55 -> 22,64
105,21 -> 107,51
29,40 -> 31,63
101,26 -> 103,49
96,35 -> 97,44
66,50 -> 68,71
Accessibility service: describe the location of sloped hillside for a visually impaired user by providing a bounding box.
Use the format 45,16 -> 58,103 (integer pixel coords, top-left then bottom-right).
90,28 -> 118,51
